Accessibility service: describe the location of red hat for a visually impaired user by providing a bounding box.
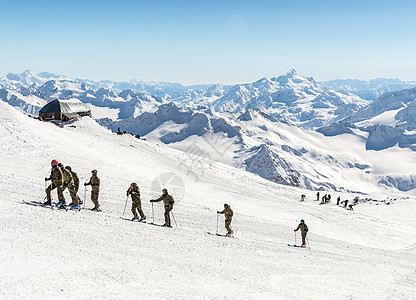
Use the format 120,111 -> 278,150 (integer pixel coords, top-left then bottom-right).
51,159 -> 58,165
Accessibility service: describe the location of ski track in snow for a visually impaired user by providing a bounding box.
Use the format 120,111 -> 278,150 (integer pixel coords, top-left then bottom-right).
0,102 -> 416,299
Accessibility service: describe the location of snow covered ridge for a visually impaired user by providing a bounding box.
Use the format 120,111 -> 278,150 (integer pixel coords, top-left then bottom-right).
318,87 -> 416,152
1,69 -> 370,129
99,103 -> 416,192
2,69 -> 416,191
321,78 -> 416,100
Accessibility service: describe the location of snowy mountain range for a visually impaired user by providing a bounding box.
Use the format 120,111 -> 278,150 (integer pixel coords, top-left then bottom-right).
321,78 -> 416,100
1,69 -> 415,192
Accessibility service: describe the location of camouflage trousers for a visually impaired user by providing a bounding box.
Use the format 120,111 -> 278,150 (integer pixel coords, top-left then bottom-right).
301,232 -> 307,246
164,205 -> 173,225
91,191 -> 100,209
132,200 -> 145,218
46,183 -> 64,202
225,219 -> 232,234
63,183 -> 78,206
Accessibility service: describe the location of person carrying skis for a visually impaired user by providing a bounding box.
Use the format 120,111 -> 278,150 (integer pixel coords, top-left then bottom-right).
217,203 -> 234,236
65,166 -> 82,205
59,163 -> 78,209
44,159 -> 64,206
294,219 -> 309,248
150,188 -> 174,227
127,182 -> 146,222
85,169 -> 101,211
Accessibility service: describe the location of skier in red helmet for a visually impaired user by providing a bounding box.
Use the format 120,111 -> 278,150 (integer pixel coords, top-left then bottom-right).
44,159 -> 64,206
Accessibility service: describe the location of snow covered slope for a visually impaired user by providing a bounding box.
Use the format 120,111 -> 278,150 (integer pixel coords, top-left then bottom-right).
1,99 -> 416,299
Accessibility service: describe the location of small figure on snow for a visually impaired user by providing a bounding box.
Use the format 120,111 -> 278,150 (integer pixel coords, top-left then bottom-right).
294,219 -> 309,248
127,183 -> 146,222
300,194 -> 306,202
85,169 -> 101,211
150,188 -> 175,227
44,159 -> 64,206
316,192 -> 320,201
217,203 -> 234,237
326,194 -> 331,204
337,196 -> 341,206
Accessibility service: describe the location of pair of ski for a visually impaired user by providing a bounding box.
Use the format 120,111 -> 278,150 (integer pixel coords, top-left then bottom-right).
287,244 -> 310,249
205,232 -> 235,238
120,217 -> 168,227
22,200 -> 81,211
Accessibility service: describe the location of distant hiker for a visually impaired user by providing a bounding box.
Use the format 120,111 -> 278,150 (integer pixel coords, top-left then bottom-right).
85,169 -> 101,211
316,192 -> 320,201
320,194 -> 327,205
44,159 -> 64,206
341,200 -> 349,208
300,194 -> 306,202
348,204 -> 354,211
294,219 -> 309,248
337,196 -> 341,205
117,127 -> 123,135
65,165 -> 82,205
326,194 -> 331,204
217,203 -> 234,236
150,188 -> 175,227
127,183 -> 146,222
59,163 -> 78,210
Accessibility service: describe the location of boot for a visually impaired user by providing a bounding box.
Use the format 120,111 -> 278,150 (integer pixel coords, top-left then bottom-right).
56,201 -> 66,207
43,196 -> 52,206
131,216 -> 138,221
138,216 -> 146,222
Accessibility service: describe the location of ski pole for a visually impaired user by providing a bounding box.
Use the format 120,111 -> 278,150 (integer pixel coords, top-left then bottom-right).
216,213 -> 219,234
306,236 -> 311,249
122,196 -> 128,216
84,184 -> 87,209
171,211 -> 179,229
152,202 -> 154,224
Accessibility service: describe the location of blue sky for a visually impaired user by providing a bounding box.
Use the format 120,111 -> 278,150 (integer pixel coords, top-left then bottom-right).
0,0 -> 415,84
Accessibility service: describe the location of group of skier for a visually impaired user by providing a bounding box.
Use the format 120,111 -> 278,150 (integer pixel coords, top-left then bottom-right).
44,159 -> 101,211
43,160 -> 316,242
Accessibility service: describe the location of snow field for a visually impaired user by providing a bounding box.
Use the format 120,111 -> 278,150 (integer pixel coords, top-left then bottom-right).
0,102 -> 415,299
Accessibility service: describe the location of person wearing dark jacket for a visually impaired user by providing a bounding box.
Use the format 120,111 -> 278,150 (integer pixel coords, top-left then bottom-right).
150,188 -> 174,227
294,219 -> 309,248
